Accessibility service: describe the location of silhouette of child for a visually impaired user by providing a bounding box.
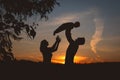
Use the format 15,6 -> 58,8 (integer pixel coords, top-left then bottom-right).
53,21 -> 85,64
40,36 -> 61,63
53,21 -> 80,35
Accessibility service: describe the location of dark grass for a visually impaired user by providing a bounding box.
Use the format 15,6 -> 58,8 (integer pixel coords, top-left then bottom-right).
0,60 -> 120,80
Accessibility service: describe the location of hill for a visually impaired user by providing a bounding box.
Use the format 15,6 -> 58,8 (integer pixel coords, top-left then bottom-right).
0,60 -> 120,80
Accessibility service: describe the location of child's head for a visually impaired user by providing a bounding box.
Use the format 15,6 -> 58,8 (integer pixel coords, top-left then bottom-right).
75,37 -> 85,45
74,21 -> 80,28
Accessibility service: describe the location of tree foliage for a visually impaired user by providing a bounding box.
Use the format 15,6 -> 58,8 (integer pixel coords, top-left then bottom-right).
0,0 -> 59,19
0,0 -> 59,62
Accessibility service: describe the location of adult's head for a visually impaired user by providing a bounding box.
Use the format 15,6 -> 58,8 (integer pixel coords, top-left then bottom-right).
74,21 -> 80,28
40,40 -> 49,47
75,37 -> 85,45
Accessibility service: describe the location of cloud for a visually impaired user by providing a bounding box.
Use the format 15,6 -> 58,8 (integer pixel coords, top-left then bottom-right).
41,10 -> 95,26
90,18 -> 104,58
47,14 -> 80,26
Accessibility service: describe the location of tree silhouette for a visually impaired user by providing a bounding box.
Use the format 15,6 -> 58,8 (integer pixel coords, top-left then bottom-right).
0,0 -> 59,62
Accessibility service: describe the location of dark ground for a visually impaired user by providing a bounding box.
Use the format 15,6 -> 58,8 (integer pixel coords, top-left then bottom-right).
0,60 -> 120,80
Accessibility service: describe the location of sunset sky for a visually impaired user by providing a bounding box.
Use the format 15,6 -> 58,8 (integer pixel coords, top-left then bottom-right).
13,0 -> 120,64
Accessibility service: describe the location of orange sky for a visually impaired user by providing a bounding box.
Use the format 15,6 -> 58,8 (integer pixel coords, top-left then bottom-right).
15,53 -> 91,64
12,0 -> 120,64
52,55 -> 88,64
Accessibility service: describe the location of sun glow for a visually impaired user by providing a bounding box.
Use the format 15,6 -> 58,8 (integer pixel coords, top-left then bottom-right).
52,56 -> 87,64
52,56 -> 65,64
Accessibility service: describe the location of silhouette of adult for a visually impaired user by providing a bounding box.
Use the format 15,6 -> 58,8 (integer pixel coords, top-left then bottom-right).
53,21 -> 85,64
65,29 -> 85,64
40,36 -> 61,63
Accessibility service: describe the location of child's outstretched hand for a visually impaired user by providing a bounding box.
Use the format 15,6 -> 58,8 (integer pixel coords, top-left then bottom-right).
53,31 -> 56,36
56,36 -> 61,42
